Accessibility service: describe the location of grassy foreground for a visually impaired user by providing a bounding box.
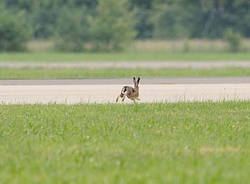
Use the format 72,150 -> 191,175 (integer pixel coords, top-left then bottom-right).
0,102 -> 249,183
1,67 -> 250,79
1,52 -> 250,62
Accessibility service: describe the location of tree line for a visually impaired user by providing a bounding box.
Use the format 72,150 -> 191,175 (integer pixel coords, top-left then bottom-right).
1,0 -> 250,51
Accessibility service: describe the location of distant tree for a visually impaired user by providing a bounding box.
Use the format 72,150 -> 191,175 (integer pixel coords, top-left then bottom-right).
55,7 -> 91,52
0,4 -> 31,51
130,0 -> 154,39
66,0 -> 98,9
2,0 -> 250,42
90,0 -> 136,51
152,3 -> 194,39
152,0 -> 250,39
29,1 -> 60,38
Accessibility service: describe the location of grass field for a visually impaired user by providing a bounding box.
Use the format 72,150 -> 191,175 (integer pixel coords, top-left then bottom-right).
1,67 -> 250,79
1,52 -> 250,62
0,102 -> 249,183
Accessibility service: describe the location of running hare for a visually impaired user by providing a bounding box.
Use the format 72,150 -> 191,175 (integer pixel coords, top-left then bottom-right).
116,77 -> 140,103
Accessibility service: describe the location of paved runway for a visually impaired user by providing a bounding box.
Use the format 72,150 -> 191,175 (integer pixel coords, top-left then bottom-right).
1,77 -> 250,85
1,82 -> 250,104
1,60 -> 250,104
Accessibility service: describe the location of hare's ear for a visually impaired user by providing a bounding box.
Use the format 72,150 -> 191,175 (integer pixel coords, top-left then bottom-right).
133,77 -> 136,85
137,77 -> 140,85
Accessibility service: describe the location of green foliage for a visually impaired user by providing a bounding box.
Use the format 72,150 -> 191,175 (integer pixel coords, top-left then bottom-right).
1,0 -> 250,42
4,0 -> 97,39
224,29 -> 242,52
152,0 -> 250,39
0,5 -> 31,51
90,0 -> 136,51
153,4 -> 193,39
55,7 -> 91,52
131,0 -> 154,39
30,2 -> 58,38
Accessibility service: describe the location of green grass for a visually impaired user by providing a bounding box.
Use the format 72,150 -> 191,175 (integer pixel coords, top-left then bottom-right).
0,102 -> 249,183
1,52 -> 250,62
1,67 -> 250,79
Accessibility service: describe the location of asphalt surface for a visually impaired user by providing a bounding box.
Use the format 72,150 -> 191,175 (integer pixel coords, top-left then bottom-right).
1,77 -> 250,85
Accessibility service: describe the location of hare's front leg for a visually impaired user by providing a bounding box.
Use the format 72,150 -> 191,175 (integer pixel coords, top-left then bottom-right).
122,96 -> 126,102
116,93 -> 125,103
116,95 -> 120,103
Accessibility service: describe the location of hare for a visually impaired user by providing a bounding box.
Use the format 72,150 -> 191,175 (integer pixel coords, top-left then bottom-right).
116,77 -> 140,103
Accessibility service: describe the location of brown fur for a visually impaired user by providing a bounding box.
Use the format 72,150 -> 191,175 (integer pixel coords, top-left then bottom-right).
116,77 -> 140,103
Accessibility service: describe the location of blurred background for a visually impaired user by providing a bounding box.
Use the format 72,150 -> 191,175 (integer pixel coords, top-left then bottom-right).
0,0 -> 250,80
0,0 -> 250,53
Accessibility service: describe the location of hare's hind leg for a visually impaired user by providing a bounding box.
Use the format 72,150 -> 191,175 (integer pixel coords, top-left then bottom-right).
122,96 -> 126,102
132,98 -> 137,104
